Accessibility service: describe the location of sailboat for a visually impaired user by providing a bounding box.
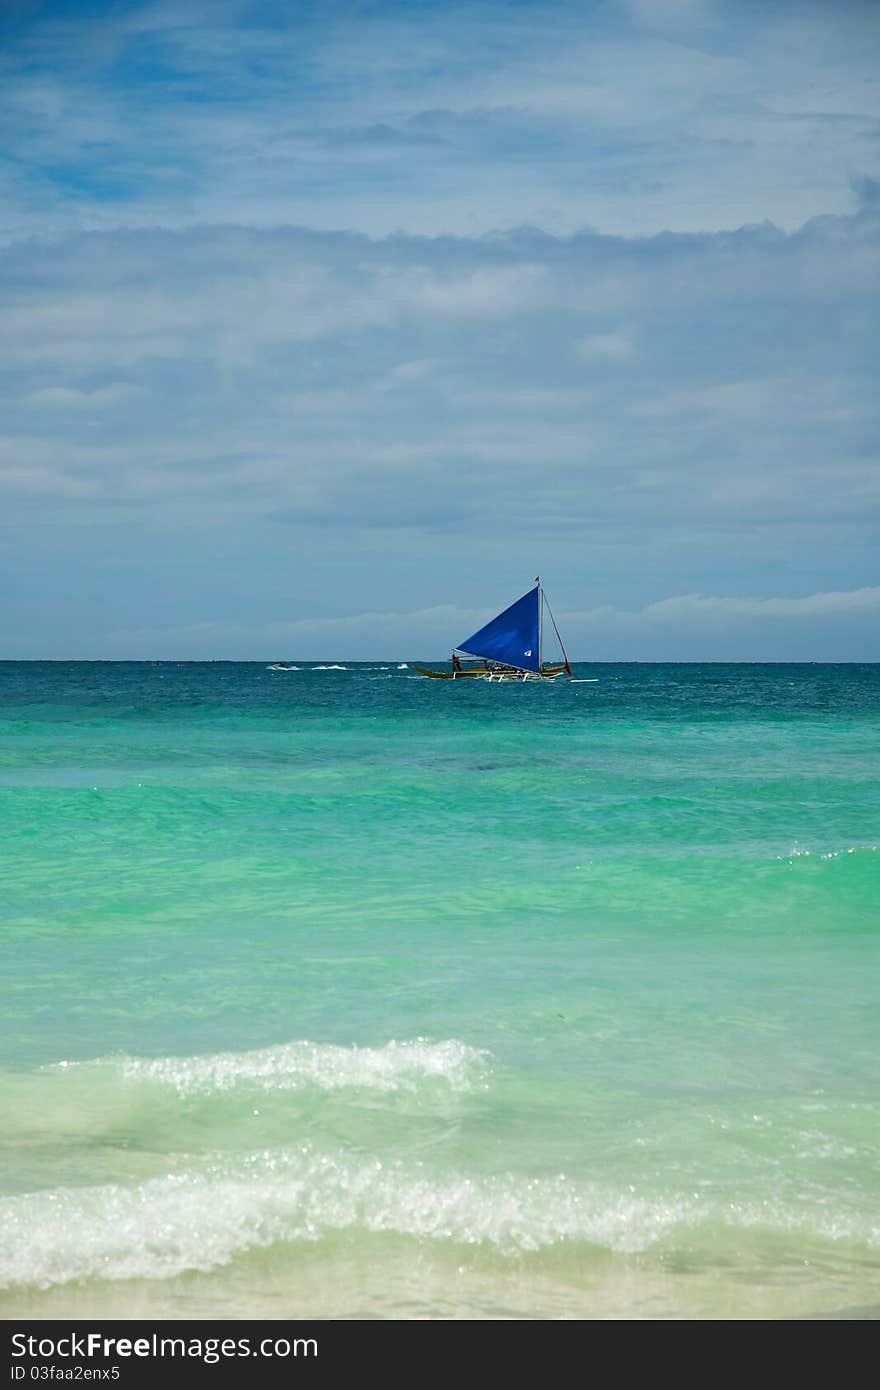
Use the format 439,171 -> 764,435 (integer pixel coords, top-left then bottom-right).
415,579 -> 573,681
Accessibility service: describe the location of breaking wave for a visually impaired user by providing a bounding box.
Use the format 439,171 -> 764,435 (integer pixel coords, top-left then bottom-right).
4,1144 -> 877,1291
50,1037 -> 490,1098
0,1148 -> 690,1288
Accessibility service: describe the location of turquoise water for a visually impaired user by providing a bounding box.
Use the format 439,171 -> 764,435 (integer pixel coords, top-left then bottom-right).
1,661 -> 878,1319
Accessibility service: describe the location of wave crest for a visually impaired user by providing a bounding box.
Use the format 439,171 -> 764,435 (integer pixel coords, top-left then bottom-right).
0,1148 -> 690,1289
52,1038 -> 489,1098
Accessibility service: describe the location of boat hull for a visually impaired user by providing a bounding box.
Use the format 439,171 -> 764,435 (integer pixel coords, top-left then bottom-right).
414,665 -> 565,681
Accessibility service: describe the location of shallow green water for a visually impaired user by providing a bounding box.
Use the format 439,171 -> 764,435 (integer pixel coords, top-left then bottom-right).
1,661 -> 878,1319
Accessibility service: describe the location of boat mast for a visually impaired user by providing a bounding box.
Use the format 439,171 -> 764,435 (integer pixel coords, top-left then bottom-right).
544,588 -> 572,678
536,575 -> 542,670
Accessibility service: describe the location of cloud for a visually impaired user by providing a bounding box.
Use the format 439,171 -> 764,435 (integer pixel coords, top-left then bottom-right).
574,329 -> 638,363
104,603 -> 488,660
23,383 -> 144,409
2,213 -> 875,536
544,585 -> 880,662
851,174 -> 880,210
0,2 -> 877,659
639,587 -> 880,620
74,586 -> 880,662
1,1 -> 879,243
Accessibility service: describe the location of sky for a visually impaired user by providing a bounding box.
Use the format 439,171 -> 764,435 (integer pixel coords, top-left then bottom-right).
1,0 -> 878,660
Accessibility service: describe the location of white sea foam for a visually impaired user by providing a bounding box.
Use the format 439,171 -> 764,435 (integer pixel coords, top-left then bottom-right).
779,843 -> 879,861
5,1144 -> 876,1291
312,664 -> 347,670
58,1038 -> 489,1098
0,1149 -> 690,1289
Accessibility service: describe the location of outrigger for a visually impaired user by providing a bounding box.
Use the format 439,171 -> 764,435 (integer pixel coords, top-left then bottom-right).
415,578 -> 573,681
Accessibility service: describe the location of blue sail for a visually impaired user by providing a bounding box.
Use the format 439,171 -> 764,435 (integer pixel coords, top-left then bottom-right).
457,587 -> 540,672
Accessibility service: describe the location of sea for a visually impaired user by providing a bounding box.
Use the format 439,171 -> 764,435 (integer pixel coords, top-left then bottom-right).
1,660 -> 878,1321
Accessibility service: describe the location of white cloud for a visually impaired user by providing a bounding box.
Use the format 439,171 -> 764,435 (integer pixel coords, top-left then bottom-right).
0,2 -> 877,658
24,383 -> 144,409
1,1 -> 878,243
574,330 -> 638,364
86,587 -> 880,662
0,215 -> 876,553
639,587 -> 880,620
